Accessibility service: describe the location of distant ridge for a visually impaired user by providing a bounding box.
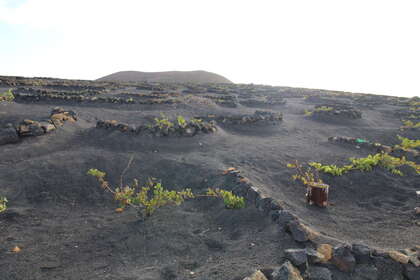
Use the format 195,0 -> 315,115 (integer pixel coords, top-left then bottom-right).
97,70 -> 232,84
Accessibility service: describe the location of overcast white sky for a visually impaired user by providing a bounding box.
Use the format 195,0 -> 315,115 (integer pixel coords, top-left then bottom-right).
0,0 -> 419,97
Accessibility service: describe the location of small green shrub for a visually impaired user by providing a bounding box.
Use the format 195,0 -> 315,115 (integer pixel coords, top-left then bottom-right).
0,89 -> 14,102
154,113 -> 173,130
177,115 -> 187,128
314,106 -> 333,112
287,161 -> 327,187
401,120 -> 420,130
0,196 -> 8,213
206,188 -> 245,209
116,178 -> 194,217
87,168 -> 106,178
304,106 -> 333,117
308,162 -> 351,176
396,135 -> 420,150
87,168 -> 245,219
190,118 -> 203,125
304,109 -> 313,116
310,153 -> 420,176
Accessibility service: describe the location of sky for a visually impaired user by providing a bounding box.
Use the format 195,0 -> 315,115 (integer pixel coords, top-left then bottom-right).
0,0 -> 419,97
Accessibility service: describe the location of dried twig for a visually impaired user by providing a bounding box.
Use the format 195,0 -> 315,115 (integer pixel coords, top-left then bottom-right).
120,154 -> 135,188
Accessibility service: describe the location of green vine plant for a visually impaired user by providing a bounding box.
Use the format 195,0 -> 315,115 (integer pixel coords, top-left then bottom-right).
87,168 -> 245,219
304,106 -> 334,117
400,120 -> 420,130
304,109 -> 313,117
190,118 -> 203,125
154,113 -> 174,130
177,115 -> 187,128
309,153 -> 420,176
315,106 -> 334,112
0,89 -> 14,102
0,196 -> 8,213
287,161 -> 329,188
395,135 -> 420,151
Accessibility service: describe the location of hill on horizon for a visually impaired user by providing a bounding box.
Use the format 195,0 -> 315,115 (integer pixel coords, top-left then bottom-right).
97,70 -> 232,84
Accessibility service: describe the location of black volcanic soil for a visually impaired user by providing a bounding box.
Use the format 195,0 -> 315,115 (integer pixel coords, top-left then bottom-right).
0,77 -> 419,279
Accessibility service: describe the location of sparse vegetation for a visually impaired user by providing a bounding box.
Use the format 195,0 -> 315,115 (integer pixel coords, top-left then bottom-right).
177,115 -> 187,128
154,113 -> 174,130
304,109 -> 313,116
190,117 -> 203,125
400,120 -> 420,130
206,188 -> 245,209
395,136 -> 420,151
0,89 -> 14,102
0,196 -> 8,213
315,106 -> 334,112
309,153 -> 420,176
87,168 -> 245,219
304,106 -> 334,117
308,162 -> 351,176
287,161 -> 327,188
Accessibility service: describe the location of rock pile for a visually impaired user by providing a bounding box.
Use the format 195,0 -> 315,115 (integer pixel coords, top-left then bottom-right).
222,168 -> 420,280
328,136 -> 419,162
0,107 -> 77,145
309,104 -> 362,121
199,111 -> 283,125
240,97 -> 286,107
13,92 -> 179,105
0,124 -> 19,145
96,118 -> 217,137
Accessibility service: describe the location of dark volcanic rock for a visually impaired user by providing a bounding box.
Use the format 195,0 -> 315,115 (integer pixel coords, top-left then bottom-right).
284,249 -> 307,267
352,243 -> 372,264
243,270 -> 269,280
304,266 -> 332,280
287,220 -> 318,242
0,125 -> 19,145
404,264 -> 420,280
17,120 -> 44,137
272,210 -> 297,229
305,248 -> 325,264
39,121 -> 56,133
353,264 -> 379,280
271,261 -> 303,280
372,256 -> 404,280
331,244 -> 356,272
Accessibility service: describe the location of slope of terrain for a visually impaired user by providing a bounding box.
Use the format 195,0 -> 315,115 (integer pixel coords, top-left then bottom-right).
0,75 -> 419,279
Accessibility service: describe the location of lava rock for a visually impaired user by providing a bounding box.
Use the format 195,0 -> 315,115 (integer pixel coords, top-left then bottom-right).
331,244 -> 356,272
353,264 -> 378,280
39,121 -> 56,133
316,244 -> 333,263
372,256 -> 404,280
352,243 -> 372,264
243,270 -> 268,280
304,266 -> 332,280
404,263 -> 420,280
284,249 -> 307,266
271,261 -> 303,280
0,126 -> 19,145
306,248 -> 326,264
255,197 -> 282,215
246,186 -> 261,204
389,251 -> 410,264
287,220 -> 319,242
272,210 -> 297,229
18,120 -> 44,137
